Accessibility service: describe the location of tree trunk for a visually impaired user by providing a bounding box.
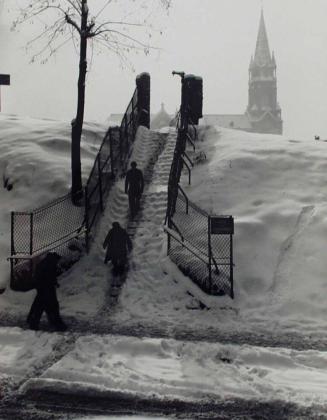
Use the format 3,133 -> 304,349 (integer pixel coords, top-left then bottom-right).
71,0 -> 88,204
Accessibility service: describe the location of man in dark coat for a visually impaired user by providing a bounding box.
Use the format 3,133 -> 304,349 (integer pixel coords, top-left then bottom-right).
125,161 -> 144,218
103,222 -> 133,274
27,252 -> 67,332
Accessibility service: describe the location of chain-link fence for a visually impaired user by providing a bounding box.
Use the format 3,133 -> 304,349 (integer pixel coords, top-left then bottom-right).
165,73 -> 234,298
9,73 -> 150,291
119,89 -> 138,174
166,189 -> 234,297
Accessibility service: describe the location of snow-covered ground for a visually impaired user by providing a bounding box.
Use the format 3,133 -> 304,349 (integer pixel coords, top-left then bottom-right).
21,334 -> 327,407
0,114 -> 327,417
183,126 -> 327,336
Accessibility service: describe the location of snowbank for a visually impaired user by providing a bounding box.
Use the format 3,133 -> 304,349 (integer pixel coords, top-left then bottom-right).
0,326 -> 62,378
181,126 -> 327,333
0,114 -> 106,289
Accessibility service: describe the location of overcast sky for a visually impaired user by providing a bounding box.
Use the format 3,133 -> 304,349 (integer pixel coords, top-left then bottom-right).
1,0 -> 327,140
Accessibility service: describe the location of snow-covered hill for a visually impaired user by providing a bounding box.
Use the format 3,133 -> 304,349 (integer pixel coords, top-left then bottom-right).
0,116 -> 327,416
182,126 -> 327,335
1,115 -> 327,341
0,114 -> 106,288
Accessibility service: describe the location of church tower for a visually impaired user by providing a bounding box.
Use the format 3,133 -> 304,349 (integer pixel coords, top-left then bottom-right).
246,10 -> 283,134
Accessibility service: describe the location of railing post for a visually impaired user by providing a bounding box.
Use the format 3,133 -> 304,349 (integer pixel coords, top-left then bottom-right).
208,215 -> 212,293
136,72 -> 150,128
10,212 -> 14,256
230,232 -> 234,299
30,213 -> 34,256
109,128 -> 115,179
119,127 -> 123,169
10,212 -> 15,284
97,154 -> 104,212
84,186 -> 90,253
167,229 -> 171,256
29,212 -> 34,281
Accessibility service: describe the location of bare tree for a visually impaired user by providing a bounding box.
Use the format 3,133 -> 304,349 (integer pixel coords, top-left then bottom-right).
12,0 -> 171,204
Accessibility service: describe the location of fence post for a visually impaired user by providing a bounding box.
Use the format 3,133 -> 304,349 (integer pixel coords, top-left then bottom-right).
29,212 -> 34,281
136,72 -> 150,128
84,186 -> 90,253
208,215 -> 212,293
10,212 -> 15,284
10,212 -> 14,256
167,213 -> 171,255
97,154 -> 104,212
109,128 -> 115,179
30,213 -> 34,256
230,233 -> 234,299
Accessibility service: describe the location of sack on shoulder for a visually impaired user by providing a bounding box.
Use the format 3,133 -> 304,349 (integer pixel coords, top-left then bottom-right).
10,259 -> 37,292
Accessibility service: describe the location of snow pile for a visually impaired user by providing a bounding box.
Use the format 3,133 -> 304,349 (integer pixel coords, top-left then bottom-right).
0,326 -> 62,379
181,126 -> 327,333
22,334 -> 327,407
0,114 -> 106,289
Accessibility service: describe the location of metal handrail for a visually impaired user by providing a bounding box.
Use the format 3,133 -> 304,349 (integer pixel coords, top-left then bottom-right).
181,156 -> 191,185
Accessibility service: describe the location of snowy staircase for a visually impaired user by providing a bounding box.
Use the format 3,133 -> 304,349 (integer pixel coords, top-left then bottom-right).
90,128 -> 174,309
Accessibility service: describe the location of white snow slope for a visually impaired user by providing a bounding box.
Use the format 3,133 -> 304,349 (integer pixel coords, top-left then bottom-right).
0,115 -> 327,413
0,114 -> 106,289
182,126 -> 327,336
0,117 -> 327,336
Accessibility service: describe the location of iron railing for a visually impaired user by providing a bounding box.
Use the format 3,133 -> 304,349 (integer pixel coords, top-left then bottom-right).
165,73 -> 234,298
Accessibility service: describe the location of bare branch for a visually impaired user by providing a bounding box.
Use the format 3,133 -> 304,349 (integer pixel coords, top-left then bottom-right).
13,0 -> 171,64
94,0 -> 114,20
65,13 -> 81,34
63,0 -> 82,15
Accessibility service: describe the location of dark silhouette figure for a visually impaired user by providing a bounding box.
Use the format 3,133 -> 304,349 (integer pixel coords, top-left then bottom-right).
27,252 -> 67,332
125,161 -> 144,218
103,222 -> 133,274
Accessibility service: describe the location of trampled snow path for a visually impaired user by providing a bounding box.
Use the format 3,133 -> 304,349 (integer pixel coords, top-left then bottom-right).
9,333 -> 327,419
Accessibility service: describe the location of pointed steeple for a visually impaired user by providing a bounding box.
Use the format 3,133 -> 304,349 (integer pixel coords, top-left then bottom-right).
254,9 -> 271,65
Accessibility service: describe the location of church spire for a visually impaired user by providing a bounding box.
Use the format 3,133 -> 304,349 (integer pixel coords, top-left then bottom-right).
254,9 -> 271,65
246,8 -> 283,134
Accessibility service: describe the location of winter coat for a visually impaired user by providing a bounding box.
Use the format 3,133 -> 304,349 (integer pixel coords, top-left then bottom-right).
125,168 -> 144,195
103,226 -> 133,263
34,255 -> 59,291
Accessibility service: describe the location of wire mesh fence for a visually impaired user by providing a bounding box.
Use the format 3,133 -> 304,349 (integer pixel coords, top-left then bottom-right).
167,190 -> 234,297
119,89 -> 138,174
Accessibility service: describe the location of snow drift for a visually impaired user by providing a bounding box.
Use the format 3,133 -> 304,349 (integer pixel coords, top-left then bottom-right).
0,114 -> 106,288
182,126 -> 327,332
